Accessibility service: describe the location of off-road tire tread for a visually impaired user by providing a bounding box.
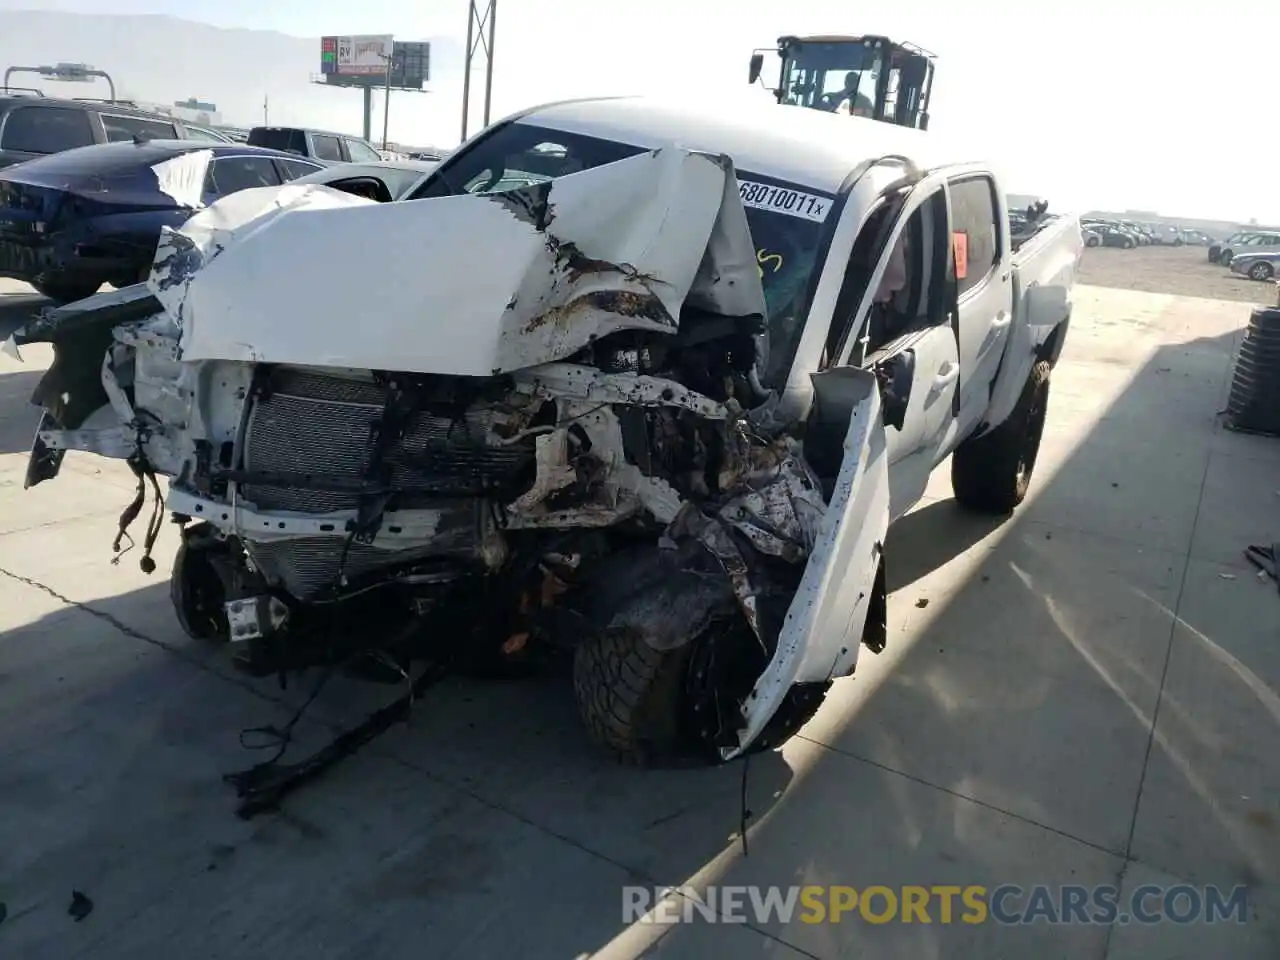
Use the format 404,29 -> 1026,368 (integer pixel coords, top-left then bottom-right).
573,625 -> 691,766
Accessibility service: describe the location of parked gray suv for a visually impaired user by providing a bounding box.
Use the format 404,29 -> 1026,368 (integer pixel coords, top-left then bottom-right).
0,95 -> 209,170
245,126 -> 385,166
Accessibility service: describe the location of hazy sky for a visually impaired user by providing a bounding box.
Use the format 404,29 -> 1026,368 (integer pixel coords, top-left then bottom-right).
6,0 -> 1277,222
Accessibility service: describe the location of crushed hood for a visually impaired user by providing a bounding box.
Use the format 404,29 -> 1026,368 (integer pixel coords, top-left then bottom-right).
149,147 -> 769,375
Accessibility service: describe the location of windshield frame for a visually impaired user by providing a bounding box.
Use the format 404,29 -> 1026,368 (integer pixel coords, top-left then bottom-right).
412,118 -> 846,389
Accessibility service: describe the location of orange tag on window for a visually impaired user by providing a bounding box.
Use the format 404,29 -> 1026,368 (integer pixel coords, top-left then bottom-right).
952,231 -> 969,280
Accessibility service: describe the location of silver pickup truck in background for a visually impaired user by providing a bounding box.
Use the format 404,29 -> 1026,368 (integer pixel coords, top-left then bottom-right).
10,96 -> 1083,768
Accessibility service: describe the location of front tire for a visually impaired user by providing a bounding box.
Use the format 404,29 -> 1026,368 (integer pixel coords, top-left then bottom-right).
573,617 -> 829,766
1123,238 -> 1134,249
1221,250 -> 1234,266
170,523 -> 230,641
1249,261 -> 1274,281
573,625 -> 698,766
31,277 -> 103,305
951,360 -> 1051,515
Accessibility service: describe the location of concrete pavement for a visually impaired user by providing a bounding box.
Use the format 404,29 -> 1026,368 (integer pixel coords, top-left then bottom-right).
0,281 -> 1276,958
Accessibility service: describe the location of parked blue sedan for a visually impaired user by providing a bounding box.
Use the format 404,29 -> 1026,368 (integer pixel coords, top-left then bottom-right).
0,140 -> 323,303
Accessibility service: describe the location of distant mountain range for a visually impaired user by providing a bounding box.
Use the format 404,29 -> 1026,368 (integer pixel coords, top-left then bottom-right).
0,11 -> 466,146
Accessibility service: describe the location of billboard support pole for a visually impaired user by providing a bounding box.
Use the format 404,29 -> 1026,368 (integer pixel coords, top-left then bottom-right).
483,0 -> 496,127
362,86 -> 373,142
382,52 -> 393,149
460,6 -> 475,142
461,0 -> 495,142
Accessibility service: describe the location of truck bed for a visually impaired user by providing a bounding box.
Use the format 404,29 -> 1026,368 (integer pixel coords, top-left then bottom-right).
980,212 -> 1083,432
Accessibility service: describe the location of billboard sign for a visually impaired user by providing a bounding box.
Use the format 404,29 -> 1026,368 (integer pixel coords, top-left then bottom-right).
390,41 -> 430,88
320,34 -> 393,76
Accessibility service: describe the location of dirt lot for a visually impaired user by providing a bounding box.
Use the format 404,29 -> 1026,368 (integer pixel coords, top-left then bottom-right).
1078,243 -> 1278,304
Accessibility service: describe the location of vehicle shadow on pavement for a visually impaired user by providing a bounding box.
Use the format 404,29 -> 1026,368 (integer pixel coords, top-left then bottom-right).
0,290 -> 46,341
882,499 -> 1003,593
1,299 -> 1277,958
0,368 -> 45,456
0,290 -> 49,456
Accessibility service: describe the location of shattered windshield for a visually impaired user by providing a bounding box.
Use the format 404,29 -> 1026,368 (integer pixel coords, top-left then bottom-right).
412,122 -> 830,389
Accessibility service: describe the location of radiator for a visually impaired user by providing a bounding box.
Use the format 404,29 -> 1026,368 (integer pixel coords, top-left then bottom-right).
237,368 -> 529,598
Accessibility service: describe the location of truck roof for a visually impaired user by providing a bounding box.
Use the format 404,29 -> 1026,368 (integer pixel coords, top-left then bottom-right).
249,124 -> 372,142
516,95 -> 963,195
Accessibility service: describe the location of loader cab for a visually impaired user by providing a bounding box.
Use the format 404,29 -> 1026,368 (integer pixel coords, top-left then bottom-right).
748,35 -> 935,130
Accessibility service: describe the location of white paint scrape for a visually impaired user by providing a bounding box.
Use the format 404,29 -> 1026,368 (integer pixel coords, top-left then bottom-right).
151,149 -> 215,209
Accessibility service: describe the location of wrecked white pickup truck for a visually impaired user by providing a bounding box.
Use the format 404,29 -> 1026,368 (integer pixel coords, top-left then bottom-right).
12,97 -> 1082,767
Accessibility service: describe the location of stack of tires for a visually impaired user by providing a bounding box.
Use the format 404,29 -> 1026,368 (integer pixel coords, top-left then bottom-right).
1225,306 -> 1280,437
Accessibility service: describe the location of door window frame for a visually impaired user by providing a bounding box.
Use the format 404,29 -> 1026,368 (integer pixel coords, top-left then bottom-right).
274,157 -> 324,181
344,137 -> 383,163
205,154 -> 285,196
0,104 -> 97,153
946,172 -> 1002,300
828,180 -> 955,370
309,133 -> 344,162
99,112 -> 179,142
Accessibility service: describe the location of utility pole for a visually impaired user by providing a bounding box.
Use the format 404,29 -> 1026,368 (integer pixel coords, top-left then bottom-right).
461,0 -> 496,143
382,51 -> 394,149
263,94 -> 268,124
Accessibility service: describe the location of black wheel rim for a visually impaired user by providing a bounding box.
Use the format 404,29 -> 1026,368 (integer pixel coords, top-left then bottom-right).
683,617 -> 767,757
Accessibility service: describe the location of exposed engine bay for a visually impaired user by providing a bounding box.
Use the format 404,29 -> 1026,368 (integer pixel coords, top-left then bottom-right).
11,147 -> 889,784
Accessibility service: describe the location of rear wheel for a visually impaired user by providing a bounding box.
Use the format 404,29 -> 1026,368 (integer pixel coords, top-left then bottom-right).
1123,238 -> 1134,249
951,360 -> 1051,515
1249,261 -> 1274,281
31,277 -> 102,305
1221,250 -> 1234,266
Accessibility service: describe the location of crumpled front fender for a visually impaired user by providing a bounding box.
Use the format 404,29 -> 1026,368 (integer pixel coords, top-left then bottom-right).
727,367 -> 890,759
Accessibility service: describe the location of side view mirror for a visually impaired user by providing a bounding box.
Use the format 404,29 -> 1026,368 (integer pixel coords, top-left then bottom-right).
748,53 -> 764,85
873,351 -> 914,431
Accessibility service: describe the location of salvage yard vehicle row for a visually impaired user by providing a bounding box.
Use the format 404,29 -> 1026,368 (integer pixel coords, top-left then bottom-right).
10,95 -> 1082,779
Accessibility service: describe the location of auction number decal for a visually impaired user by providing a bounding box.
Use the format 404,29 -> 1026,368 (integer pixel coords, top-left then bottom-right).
737,179 -> 832,224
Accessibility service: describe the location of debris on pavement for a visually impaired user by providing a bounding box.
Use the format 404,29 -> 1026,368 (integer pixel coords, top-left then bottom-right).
1244,544 -> 1280,594
67,890 -> 93,922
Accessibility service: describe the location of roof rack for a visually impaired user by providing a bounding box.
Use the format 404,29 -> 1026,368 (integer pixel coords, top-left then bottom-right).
2,87 -> 46,97
71,97 -> 139,107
